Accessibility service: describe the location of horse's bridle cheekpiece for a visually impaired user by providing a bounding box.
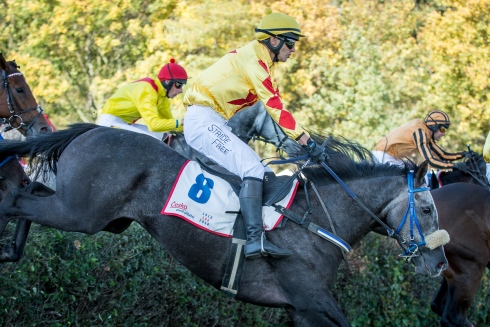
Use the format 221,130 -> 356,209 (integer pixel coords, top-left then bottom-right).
1,69 -> 45,133
324,160 -> 449,259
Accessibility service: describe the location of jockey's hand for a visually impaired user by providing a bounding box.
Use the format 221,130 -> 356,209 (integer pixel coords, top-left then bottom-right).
461,151 -> 471,158
303,139 -> 326,162
453,162 -> 468,174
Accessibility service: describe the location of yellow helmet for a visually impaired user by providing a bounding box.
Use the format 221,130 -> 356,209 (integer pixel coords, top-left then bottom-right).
424,110 -> 451,127
255,8 -> 305,41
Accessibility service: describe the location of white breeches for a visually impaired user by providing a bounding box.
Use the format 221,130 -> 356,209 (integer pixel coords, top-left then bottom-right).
97,114 -> 166,140
372,150 -> 405,166
184,105 -> 267,180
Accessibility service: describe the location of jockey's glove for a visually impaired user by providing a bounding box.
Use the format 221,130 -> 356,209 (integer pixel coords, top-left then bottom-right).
453,162 -> 468,174
303,139 -> 326,163
461,151 -> 471,158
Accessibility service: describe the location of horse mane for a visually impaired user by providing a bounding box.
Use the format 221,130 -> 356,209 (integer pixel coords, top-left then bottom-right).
288,131 -> 415,184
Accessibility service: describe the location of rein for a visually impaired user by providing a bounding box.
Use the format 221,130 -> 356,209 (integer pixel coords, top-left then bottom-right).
320,160 -> 430,258
1,69 -> 44,134
464,155 -> 490,190
268,150 -> 431,258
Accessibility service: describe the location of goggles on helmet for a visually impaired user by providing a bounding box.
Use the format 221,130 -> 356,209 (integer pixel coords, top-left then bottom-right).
276,35 -> 295,49
438,125 -> 449,133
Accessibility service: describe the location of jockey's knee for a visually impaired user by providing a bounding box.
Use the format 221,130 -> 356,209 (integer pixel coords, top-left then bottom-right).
243,164 -> 265,180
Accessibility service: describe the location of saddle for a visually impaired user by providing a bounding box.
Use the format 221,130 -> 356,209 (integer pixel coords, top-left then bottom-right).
196,158 -> 293,205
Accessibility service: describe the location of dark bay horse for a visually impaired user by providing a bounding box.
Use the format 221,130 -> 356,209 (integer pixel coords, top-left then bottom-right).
425,152 -> 490,326
429,151 -> 489,190
430,183 -> 490,327
0,53 -> 55,262
0,123 -> 448,326
0,53 -> 54,137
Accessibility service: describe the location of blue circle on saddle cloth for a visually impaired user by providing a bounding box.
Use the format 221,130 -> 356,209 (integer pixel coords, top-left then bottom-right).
161,161 -> 299,237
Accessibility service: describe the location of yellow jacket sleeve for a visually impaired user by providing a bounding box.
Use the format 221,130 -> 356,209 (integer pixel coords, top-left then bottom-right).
243,59 -> 307,140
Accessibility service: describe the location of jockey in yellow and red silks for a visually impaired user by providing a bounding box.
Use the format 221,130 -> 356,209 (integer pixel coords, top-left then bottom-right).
98,59 -> 188,140
183,8 -> 324,260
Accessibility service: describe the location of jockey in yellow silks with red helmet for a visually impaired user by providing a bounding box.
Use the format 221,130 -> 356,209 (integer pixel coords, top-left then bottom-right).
98,59 -> 188,140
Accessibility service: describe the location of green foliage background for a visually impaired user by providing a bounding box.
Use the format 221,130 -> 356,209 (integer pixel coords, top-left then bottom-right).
2,226 -> 490,326
2,0 -> 490,149
2,0 -> 490,325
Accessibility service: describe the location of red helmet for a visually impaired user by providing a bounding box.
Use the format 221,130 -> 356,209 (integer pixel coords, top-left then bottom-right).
158,58 -> 188,83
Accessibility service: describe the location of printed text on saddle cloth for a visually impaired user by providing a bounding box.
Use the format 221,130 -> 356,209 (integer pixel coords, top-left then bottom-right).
161,161 -> 298,237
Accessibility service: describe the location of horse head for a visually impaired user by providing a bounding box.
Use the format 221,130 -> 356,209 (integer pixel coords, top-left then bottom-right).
356,160 -> 447,277
442,151 -> 490,190
0,53 -> 54,137
384,161 -> 449,277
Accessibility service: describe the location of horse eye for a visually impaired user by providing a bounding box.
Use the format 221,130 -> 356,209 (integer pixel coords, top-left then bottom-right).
422,207 -> 431,214
16,87 -> 25,93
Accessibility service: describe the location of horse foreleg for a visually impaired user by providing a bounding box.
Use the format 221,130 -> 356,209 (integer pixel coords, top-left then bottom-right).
430,277 -> 448,318
286,291 -> 350,327
0,182 -> 116,235
0,219 -> 31,262
0,182 -> 54,263
441,267 -> 483,327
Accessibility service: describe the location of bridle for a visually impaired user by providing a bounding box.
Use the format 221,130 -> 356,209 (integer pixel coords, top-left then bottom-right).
267,138 -> 435,260
463,154 -> 490,190
1,68 -> 45,134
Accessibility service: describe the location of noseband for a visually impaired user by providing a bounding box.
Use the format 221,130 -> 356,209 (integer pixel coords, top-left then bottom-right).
1,69 -> 44,134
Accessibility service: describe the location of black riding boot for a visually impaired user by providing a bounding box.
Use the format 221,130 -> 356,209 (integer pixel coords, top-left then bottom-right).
239,177 -> 292,259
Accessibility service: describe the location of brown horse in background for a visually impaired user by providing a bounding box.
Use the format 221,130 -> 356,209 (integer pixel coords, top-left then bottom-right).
0,52 -> 55,261
0,52 -> 54,137
430,183 -> 490,327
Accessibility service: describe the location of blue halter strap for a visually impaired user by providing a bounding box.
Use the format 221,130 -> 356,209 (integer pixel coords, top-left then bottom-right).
395,170 -> 430,258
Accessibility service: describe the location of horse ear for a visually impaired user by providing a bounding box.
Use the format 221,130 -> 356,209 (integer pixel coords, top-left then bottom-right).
0,53 -> 6,70
415,161 -> 429,185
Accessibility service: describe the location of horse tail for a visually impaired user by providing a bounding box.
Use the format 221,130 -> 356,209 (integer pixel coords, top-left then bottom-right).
0,123 -> 102,174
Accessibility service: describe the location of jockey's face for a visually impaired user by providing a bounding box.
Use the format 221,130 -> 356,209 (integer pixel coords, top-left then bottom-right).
433,129 -> 446,141
269,36 -> 296,63
167,81 -> 185,98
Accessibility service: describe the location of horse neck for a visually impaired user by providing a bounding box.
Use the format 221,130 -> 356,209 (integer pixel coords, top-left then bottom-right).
304,175 -> 406,246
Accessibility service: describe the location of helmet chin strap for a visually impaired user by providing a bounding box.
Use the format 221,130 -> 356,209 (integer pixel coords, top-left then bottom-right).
262,38 -> 285,62
161,80 -> 172,98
